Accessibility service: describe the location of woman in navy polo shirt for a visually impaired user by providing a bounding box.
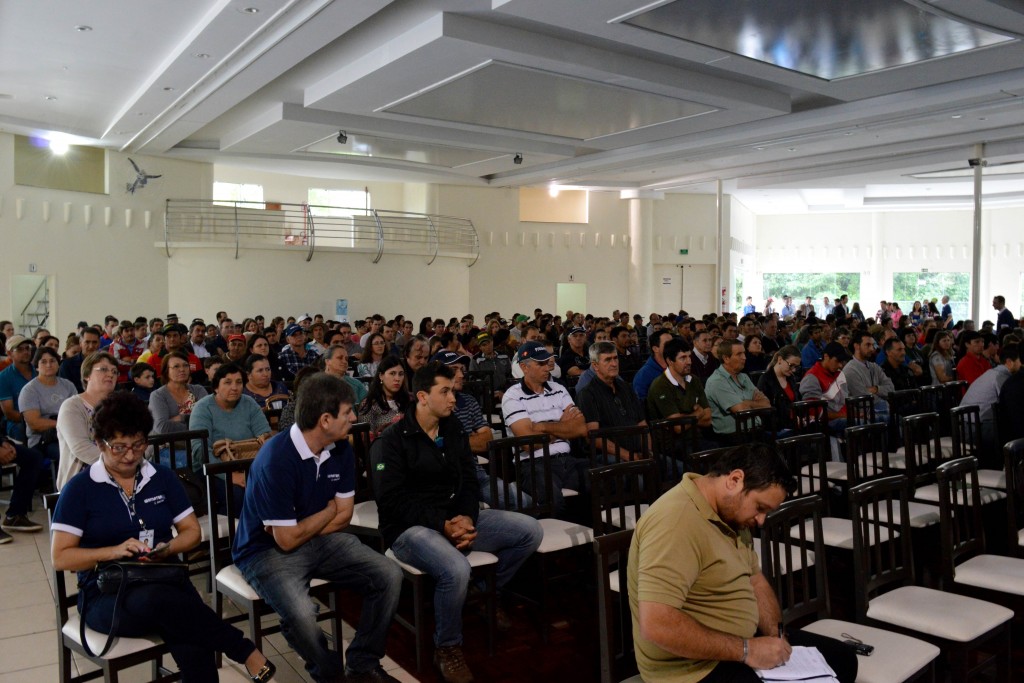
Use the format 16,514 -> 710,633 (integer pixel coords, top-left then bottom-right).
51,392 -> 275,682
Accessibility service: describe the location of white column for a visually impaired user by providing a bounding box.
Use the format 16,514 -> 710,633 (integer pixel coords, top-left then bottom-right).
627,196 -> 654,315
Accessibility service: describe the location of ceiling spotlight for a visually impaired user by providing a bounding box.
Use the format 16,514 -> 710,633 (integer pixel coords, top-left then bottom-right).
337,130 -> 348,144
49,138 -> 70,155
74,25 -> 92,32
513,153 -> 523,165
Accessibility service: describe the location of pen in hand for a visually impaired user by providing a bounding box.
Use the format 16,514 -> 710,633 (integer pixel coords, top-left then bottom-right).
778,622 -> 785,640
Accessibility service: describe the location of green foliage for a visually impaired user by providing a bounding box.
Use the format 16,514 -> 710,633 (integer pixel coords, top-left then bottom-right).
761,273 -> 861,302
892,272 -> 969,302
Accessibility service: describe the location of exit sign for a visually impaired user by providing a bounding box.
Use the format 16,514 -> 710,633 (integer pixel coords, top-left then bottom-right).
679,249 -> 689,255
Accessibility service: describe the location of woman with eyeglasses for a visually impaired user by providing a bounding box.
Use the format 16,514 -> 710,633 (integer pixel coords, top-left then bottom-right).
757,345 -> 803,431
356,332 -> 387,378
55,351 -> 122,489
51,392 -> 276,682
149,351 -> 209,435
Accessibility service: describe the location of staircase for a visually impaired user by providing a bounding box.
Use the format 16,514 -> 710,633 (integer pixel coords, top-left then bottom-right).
19,278 -> 49,336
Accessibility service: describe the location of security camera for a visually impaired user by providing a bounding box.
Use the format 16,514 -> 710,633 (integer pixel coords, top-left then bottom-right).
967,158 -> 986,168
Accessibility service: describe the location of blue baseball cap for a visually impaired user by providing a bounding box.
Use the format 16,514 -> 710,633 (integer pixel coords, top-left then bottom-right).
516,341 -> 554,364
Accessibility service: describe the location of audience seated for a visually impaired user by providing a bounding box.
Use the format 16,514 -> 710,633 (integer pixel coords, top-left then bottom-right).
19,346 -> 76,470
149,351 -> 209,436
277,323 -> 320,382
358,356 -> 409,438
798,341 -> 851,433
56,351 -> 119,489
323,344 -> 369,406
962,343 -> 1020,459
756,345 -> 802,432
956,330 -> 991,386
242,353 -> 290,409
632,329 -> 671,402
578,341 -> 647,461
704,340 -> 770,443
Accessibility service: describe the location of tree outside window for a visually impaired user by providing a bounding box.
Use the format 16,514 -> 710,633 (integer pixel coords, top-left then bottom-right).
892,272 -> 970,322
762,273 -> 861,309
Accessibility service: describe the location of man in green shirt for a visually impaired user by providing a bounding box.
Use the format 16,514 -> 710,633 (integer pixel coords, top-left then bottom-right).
627,444 -> 856,683
647,338 -> 712,428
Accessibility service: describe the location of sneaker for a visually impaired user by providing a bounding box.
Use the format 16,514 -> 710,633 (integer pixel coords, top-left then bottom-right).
0,529 -> 11,544
345,666 -> 401,682
2,515 -> 42,532
434,645 -> 474,683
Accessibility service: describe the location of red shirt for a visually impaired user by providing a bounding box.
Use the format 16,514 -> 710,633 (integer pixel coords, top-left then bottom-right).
956,353 -> 992,386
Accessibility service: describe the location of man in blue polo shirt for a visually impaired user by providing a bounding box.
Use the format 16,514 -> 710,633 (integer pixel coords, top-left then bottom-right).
233,373 -> 402,683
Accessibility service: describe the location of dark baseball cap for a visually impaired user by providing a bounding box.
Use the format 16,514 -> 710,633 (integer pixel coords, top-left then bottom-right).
516,341 -> 554,364
431,350 -> 469,367
568,326 -> 586,335
283,323 -> 304,338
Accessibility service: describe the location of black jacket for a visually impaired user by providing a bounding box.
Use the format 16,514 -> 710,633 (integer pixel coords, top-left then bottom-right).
757,371 -> 801,430
370,406 -> 479,550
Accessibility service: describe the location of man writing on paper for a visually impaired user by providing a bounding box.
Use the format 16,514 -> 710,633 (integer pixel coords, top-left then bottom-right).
627,443 -> 857,682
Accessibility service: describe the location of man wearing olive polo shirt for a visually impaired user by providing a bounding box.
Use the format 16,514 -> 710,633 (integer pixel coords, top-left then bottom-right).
628,444 -> 856,682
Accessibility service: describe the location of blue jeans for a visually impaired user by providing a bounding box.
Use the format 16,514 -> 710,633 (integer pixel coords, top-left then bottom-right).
5,442 -> 44,518
475,464 -> 533,510
390,509 -> 542,647
240,532 -> 402,681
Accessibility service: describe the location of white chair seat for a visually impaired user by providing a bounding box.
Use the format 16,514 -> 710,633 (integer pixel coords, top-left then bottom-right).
976,468 -> 1006,490
914,484 -> 1005,505
349,500 -> 379,529
217,564 -> 262,600
476,455 -> 488,466
865,500 -> 940,528
1018,527 -> 1024,547
954,554 -> 1024,596
798,517 -> 898,550
63,615 -> 165,658
215,562 -> 338,601
537,517 -> 593,553
196,514 -> 230,543
608,569 -> 621,594
561,488 -> 579,498
607,504 -> 648,530
802,618 -> 939,683
939,436 -> 953,457
889,450 -> 906,470
754,544 -> 815,575
867,585 -> 1013,642
384,548 -> 498,575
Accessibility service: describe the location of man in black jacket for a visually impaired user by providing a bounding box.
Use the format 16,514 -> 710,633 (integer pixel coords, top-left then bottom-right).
371,363 -> 542,683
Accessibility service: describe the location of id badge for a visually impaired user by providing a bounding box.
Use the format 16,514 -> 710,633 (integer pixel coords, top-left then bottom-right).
139,529 -> 155,548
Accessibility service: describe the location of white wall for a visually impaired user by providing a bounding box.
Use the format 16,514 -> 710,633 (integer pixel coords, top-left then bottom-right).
0,132 -> 210,333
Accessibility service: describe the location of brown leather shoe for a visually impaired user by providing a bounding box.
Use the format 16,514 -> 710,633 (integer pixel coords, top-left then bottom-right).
434,645 -> 474,683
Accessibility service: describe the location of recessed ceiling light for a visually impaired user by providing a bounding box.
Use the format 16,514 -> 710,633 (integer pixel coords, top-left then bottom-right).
978,117 -> 987,121
136,111 -> 149,116
192,52 -> 211,59
787,147 -> 796,152
163,87 -> 175,91
951,114 -> 963,119
754,146 -> 765,151
74,25 -> 92,32
241,7 -> 260,13
44,95 -> 57,101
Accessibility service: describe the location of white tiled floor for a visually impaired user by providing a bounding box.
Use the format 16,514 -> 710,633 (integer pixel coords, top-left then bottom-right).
0,506 -> 419,682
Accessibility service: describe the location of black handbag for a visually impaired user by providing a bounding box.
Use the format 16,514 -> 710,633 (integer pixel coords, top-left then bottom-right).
175,469 -> 209,518
80,560 -> 189,657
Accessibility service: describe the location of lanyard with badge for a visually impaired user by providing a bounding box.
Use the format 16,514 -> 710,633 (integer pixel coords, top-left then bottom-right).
112,469 -> 153,548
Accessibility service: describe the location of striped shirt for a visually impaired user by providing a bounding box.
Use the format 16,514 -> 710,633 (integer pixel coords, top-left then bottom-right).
501,379 -> 575,455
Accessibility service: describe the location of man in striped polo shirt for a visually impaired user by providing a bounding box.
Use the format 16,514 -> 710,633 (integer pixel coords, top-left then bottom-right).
501,341 -> 589,517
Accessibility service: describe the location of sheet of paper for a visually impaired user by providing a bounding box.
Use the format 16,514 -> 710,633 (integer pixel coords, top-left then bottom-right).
756,646 -> 837,681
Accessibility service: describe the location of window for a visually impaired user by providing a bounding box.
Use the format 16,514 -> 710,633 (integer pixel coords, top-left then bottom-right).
733,271 -> 745,313
213,182 -> 264,207
762,273 -> 861,306
893,272 -> 970,322
307,188 -> 370,218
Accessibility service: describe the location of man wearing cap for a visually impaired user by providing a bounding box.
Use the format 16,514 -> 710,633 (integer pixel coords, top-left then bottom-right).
0,336 -> 38,443
59,326 -> 101,393
278,323 -> 321,383
469,332 -> 512,398
557,327 -> 590,380
633,329 -> 673,402
501,341 -> 589,515
509,315 -> 529,343
799,341 -> 852,432
704,340 -> 771,443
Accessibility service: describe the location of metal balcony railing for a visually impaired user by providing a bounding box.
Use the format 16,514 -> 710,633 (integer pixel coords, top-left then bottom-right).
163,199 -> 479,266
